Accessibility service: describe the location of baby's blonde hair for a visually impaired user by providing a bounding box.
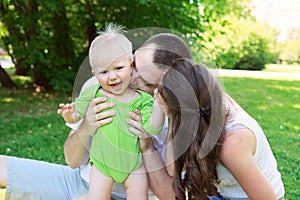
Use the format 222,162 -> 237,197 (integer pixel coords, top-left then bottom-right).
89,23 -> 133,70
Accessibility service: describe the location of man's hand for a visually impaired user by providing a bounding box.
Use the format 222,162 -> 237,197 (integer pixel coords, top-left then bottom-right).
83,96 -> 116,134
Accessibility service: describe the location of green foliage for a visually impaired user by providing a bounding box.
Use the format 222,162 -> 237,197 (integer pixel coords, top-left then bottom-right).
201,18 -> 279,70
235,33 -> 270,70
192,0 -> 253,66
0,0 -> 254,92
0,0 -> 77,91
278,34 -> 300,65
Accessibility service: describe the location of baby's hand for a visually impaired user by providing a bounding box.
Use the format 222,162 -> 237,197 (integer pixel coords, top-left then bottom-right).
57,102 -> 80,123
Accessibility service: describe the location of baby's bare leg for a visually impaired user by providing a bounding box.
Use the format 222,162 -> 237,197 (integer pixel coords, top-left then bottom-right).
87,165 -> 114,200
124,164 -> 148,200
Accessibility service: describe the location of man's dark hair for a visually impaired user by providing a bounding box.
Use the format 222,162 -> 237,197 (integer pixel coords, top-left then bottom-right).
142,33 -> 192,69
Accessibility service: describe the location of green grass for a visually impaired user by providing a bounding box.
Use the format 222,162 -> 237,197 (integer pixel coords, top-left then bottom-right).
0,88 -> 71,164
221,77 -> 300,200
0,76 -> 299,199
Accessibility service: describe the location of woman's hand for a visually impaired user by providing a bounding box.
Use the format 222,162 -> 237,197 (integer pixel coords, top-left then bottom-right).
126,110 -> 154,153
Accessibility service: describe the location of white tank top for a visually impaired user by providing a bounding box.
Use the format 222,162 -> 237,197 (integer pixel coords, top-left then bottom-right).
215,95 -> 284,199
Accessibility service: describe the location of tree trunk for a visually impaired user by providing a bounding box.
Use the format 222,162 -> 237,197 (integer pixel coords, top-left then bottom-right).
85,0 -> 97,51
53,2 -> 75,62
34,71 -> 52,90
0,65 -> 17,88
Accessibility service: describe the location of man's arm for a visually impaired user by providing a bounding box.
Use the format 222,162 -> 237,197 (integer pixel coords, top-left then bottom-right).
141,139 -> 175,199
64,123 -> 92,168
127,111 -> 175,199
64,96 -> 115,168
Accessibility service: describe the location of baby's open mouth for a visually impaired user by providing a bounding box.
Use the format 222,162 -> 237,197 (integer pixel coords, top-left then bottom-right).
110,82 -> 122,90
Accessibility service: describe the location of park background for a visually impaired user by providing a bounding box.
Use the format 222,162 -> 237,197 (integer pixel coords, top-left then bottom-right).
0,0 -> 299,199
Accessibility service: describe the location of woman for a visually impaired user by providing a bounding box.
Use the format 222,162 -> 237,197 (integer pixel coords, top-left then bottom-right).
129,58 -> 285,200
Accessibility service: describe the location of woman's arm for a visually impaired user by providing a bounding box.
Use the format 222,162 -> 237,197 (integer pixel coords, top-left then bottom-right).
127,111 -> 175,200
64,96 -> 115,168
149,92 -> 165,129
220,129 -> 277,200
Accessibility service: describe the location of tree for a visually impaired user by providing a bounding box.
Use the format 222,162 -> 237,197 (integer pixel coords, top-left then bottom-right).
204,18 -> 279,70
0,0 -> 253,93
0,64 -> 17,88
279,28 -> 300,64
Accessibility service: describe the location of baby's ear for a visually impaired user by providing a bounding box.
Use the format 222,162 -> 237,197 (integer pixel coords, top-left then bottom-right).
130,58 -> 135,69
91,70 -> 95,75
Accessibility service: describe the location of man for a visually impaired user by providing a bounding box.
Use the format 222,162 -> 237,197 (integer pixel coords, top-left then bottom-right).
0,33 -> 191,200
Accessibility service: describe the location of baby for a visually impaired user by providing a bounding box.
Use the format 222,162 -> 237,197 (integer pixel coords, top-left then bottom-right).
58,24 -> 164,200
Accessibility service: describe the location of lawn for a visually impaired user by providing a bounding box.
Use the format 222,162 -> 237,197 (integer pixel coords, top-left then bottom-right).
221,77 -> 300,200
0,89 -> 71,164
0,75 -> 299,199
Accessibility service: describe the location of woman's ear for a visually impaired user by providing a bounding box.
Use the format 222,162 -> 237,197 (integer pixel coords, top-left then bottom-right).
91,70 -> 95,75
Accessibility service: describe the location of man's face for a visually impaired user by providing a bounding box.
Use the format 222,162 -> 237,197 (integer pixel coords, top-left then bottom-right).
130,46 -> 165,94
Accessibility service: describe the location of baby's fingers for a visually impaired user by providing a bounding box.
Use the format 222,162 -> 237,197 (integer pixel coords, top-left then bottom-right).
57,109 -> 62,114
58,103 -> 66,109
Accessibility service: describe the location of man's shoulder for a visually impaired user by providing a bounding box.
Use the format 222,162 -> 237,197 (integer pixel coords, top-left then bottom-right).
80,76 -> 98,93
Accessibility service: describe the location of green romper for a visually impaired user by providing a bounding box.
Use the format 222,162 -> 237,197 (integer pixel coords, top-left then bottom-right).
75,84 -> 161,183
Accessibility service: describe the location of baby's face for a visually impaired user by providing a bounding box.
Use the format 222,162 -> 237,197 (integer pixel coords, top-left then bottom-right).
93,55 -> 133,95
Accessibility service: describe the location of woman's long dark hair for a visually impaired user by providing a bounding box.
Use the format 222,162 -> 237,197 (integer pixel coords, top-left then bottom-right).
158,59 -> 226,199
